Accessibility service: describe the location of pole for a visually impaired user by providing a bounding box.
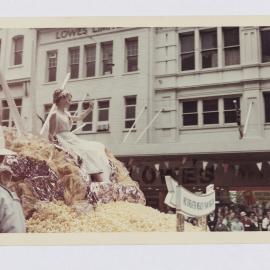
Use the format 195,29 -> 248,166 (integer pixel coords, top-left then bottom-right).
73,93 -> 89,117
233,99 -> 243,139
243,101 -> 254,137
176,212 -> 185,232
0,69 -> 26,135
135,108 -> 163,144
198,216 -> 208,231
40,73 -> 70,136
71,123 -> 86,133
61,72 -> 71,90
122,105 -> 147,144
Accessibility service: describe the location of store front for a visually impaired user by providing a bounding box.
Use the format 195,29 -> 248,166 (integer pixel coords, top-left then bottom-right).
118,152 -> 270,212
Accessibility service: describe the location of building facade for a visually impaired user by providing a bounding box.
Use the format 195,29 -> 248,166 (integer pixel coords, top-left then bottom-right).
115,27 -> 270,209
34,27 -> 154,148
1,27 -> 270,210
0,28 -> 37,131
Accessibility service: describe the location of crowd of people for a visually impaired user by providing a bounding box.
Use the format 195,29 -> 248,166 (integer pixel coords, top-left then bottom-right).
205,203 -> 270,232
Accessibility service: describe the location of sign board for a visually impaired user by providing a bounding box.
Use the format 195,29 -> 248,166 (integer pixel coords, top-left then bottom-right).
164,175 -> 215,217
176,185 -> 215,217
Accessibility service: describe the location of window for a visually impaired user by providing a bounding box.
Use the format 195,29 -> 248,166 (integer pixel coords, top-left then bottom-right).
182,101 -> 198,126
203,99 -> 219,124
261,28 -> 270,63
1,98 -> 22,127
82,101 -> 93,131
264,93 -> 270,122
126,37 -> 138,72
68,103 -> 79,131
224,97 -> 240,123
200,29 -> 218,69
180,32 -> 195,71
85,44 -> 96,77
69,47 -> 80,79
97,100 -> 110,131
101,42 -> 113,75
125,96 -> 136,128
47,51 -> 57,82
98,100 -> 110,121
13,36 -> 24,65
223,27 -> 240,66
181,96 -> 242,128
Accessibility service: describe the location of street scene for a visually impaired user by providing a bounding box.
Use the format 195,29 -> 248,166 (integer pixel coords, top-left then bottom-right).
1,27 -> 270,232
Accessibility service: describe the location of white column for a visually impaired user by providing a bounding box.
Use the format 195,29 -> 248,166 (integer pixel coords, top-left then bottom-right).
219,97 -> 224,125
217,27 -> 223,68
194,28 -> 200,71
96,42 -> 101,76
79,45 -> 84,78
198,100 -> 203,127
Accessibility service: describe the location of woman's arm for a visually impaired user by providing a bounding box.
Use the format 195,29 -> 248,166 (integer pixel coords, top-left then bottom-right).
48,113 -> 57,143
70,101 -> 94,122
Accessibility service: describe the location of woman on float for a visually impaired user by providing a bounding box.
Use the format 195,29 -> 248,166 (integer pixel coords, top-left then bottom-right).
48,89 -> 111,183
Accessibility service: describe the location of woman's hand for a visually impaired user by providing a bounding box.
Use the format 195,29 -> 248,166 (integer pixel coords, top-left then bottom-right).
74,101 -> 94,121
88,101 -> 94,110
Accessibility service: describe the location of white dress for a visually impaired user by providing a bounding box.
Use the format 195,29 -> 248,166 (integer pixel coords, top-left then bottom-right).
54,110 -> 111,183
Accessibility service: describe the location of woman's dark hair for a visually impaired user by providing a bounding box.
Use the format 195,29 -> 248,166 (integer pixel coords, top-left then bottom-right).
53,89 -> 72,104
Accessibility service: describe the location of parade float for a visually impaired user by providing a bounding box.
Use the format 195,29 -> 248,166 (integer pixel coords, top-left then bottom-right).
0,71 -> 205,233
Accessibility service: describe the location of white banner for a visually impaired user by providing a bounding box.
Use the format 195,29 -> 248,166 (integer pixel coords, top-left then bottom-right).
176,185 -> 215,217
164,176 -> 178,208
164,176 -> 215,217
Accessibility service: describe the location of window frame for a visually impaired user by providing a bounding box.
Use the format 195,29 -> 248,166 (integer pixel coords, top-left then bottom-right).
124,96 -> 137,129
223,96 -> 241,124
125,37 -> 138,72
47,50 -> 58,82
260,27 -> 270,63
202,98 -> 219,125
12,35 -> 24,66
81,101 -> 93,132
1,98 -> 22,127
68,46 -> 80,79
101,41 -> 113,75
264,92 -> 270,123
200,28 -> 218,69
68,102 -> 79,131
180,96 -> 241,129
223,27 -> 240,66
179,31 -> 195,71
85,44 -> 96,77
182,100 -> 198,127
97,100 -> 110,122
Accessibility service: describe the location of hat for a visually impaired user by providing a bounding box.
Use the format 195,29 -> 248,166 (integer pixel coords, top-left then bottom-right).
240,211 -> 246,217
0,126 -> 16,156
0,164 -> 14,175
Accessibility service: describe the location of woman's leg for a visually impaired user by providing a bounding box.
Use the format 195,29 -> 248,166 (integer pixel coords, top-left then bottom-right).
91,173 -> 103,182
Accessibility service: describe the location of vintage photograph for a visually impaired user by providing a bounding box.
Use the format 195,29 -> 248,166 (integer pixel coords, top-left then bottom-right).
1,26 -> 270,234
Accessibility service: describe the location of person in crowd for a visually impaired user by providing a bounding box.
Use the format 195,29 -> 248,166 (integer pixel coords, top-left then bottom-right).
207,212 -> 217,232
224,206 -> 229,216
257,214 -> 264,231
262,210 -> 270,231
48,89 -> 111,183
231,217 -> 244,232
249,212 -> 259,231
214,217 -> 229,232
240,211 -> 253,231
191,218 -> 198,226
0,141 -> 26,233
0,184 -> 26,233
